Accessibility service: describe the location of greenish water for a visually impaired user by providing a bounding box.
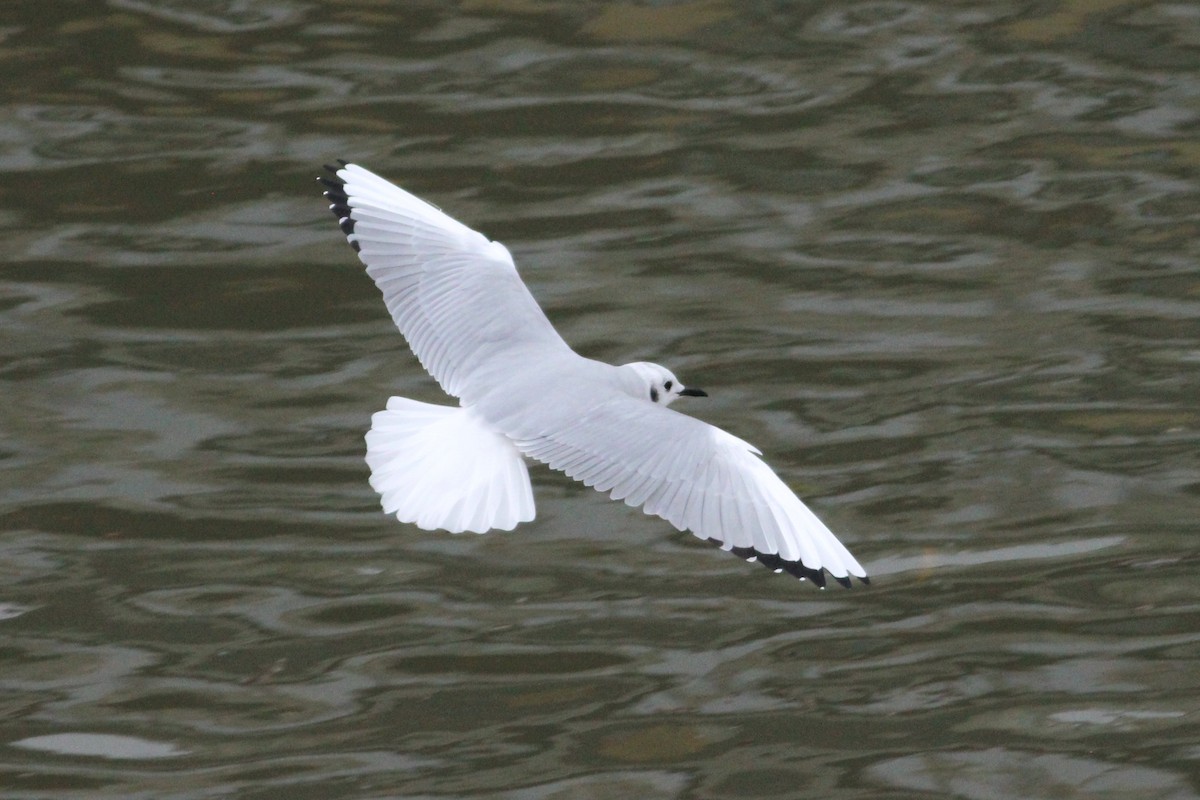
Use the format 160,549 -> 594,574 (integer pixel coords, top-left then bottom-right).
1,1 -> 1198,798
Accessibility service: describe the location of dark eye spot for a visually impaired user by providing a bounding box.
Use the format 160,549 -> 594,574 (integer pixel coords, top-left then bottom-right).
650,387 -> 659,402
664,380 -> 673,391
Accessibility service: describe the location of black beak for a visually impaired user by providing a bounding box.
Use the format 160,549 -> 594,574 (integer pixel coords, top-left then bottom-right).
678,387 -> 708,397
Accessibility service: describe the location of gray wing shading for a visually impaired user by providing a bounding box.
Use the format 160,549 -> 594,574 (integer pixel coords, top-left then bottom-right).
481,389 -> 868,587
320,162 -> 570,399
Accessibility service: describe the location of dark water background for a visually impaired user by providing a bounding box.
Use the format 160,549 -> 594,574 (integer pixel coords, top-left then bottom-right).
2,1 -> 1198,798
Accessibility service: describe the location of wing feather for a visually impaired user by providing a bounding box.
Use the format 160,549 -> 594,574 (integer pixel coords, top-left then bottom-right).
482,390 -> 866,583
323,163 -> 570,399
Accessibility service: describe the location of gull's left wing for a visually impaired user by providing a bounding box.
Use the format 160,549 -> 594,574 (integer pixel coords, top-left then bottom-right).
320,162 -> 572,400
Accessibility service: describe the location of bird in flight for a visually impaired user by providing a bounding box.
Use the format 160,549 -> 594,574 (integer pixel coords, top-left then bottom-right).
319,162 -> 868,588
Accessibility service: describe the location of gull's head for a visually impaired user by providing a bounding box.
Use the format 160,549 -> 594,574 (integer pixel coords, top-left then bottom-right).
618,362 -> 707,407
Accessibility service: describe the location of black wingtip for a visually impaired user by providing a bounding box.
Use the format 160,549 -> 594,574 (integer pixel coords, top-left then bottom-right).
758,552 -> 783,572
319,162 -> 360,253
704,539 -> 867,590
337,158 -> 349,166
780,558 -> 826,586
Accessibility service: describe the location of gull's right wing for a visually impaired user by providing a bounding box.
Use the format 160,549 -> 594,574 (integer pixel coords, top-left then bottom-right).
321,163 -> 571,399
478,387 -> 869,587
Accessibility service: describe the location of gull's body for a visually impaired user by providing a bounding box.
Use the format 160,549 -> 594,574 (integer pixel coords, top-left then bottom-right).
320,162 -> 868,588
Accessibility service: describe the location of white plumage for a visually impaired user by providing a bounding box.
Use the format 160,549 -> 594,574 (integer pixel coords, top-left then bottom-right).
321,162 -> 868,588
366,397 -> 534,534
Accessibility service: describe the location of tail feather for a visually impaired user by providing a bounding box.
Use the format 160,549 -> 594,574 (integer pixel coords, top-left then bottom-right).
365,397 -> 535,533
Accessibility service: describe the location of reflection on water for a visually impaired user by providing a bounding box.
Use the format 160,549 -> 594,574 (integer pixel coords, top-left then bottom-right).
13,732 -> 186,760
1,0 -> 1198,797
871,748 -> 1198,800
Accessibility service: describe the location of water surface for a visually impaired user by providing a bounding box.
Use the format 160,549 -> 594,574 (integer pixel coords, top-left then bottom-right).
1,1 -> 1198,797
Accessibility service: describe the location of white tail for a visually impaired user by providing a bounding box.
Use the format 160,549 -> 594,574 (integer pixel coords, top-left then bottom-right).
365,397 -> 535,533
